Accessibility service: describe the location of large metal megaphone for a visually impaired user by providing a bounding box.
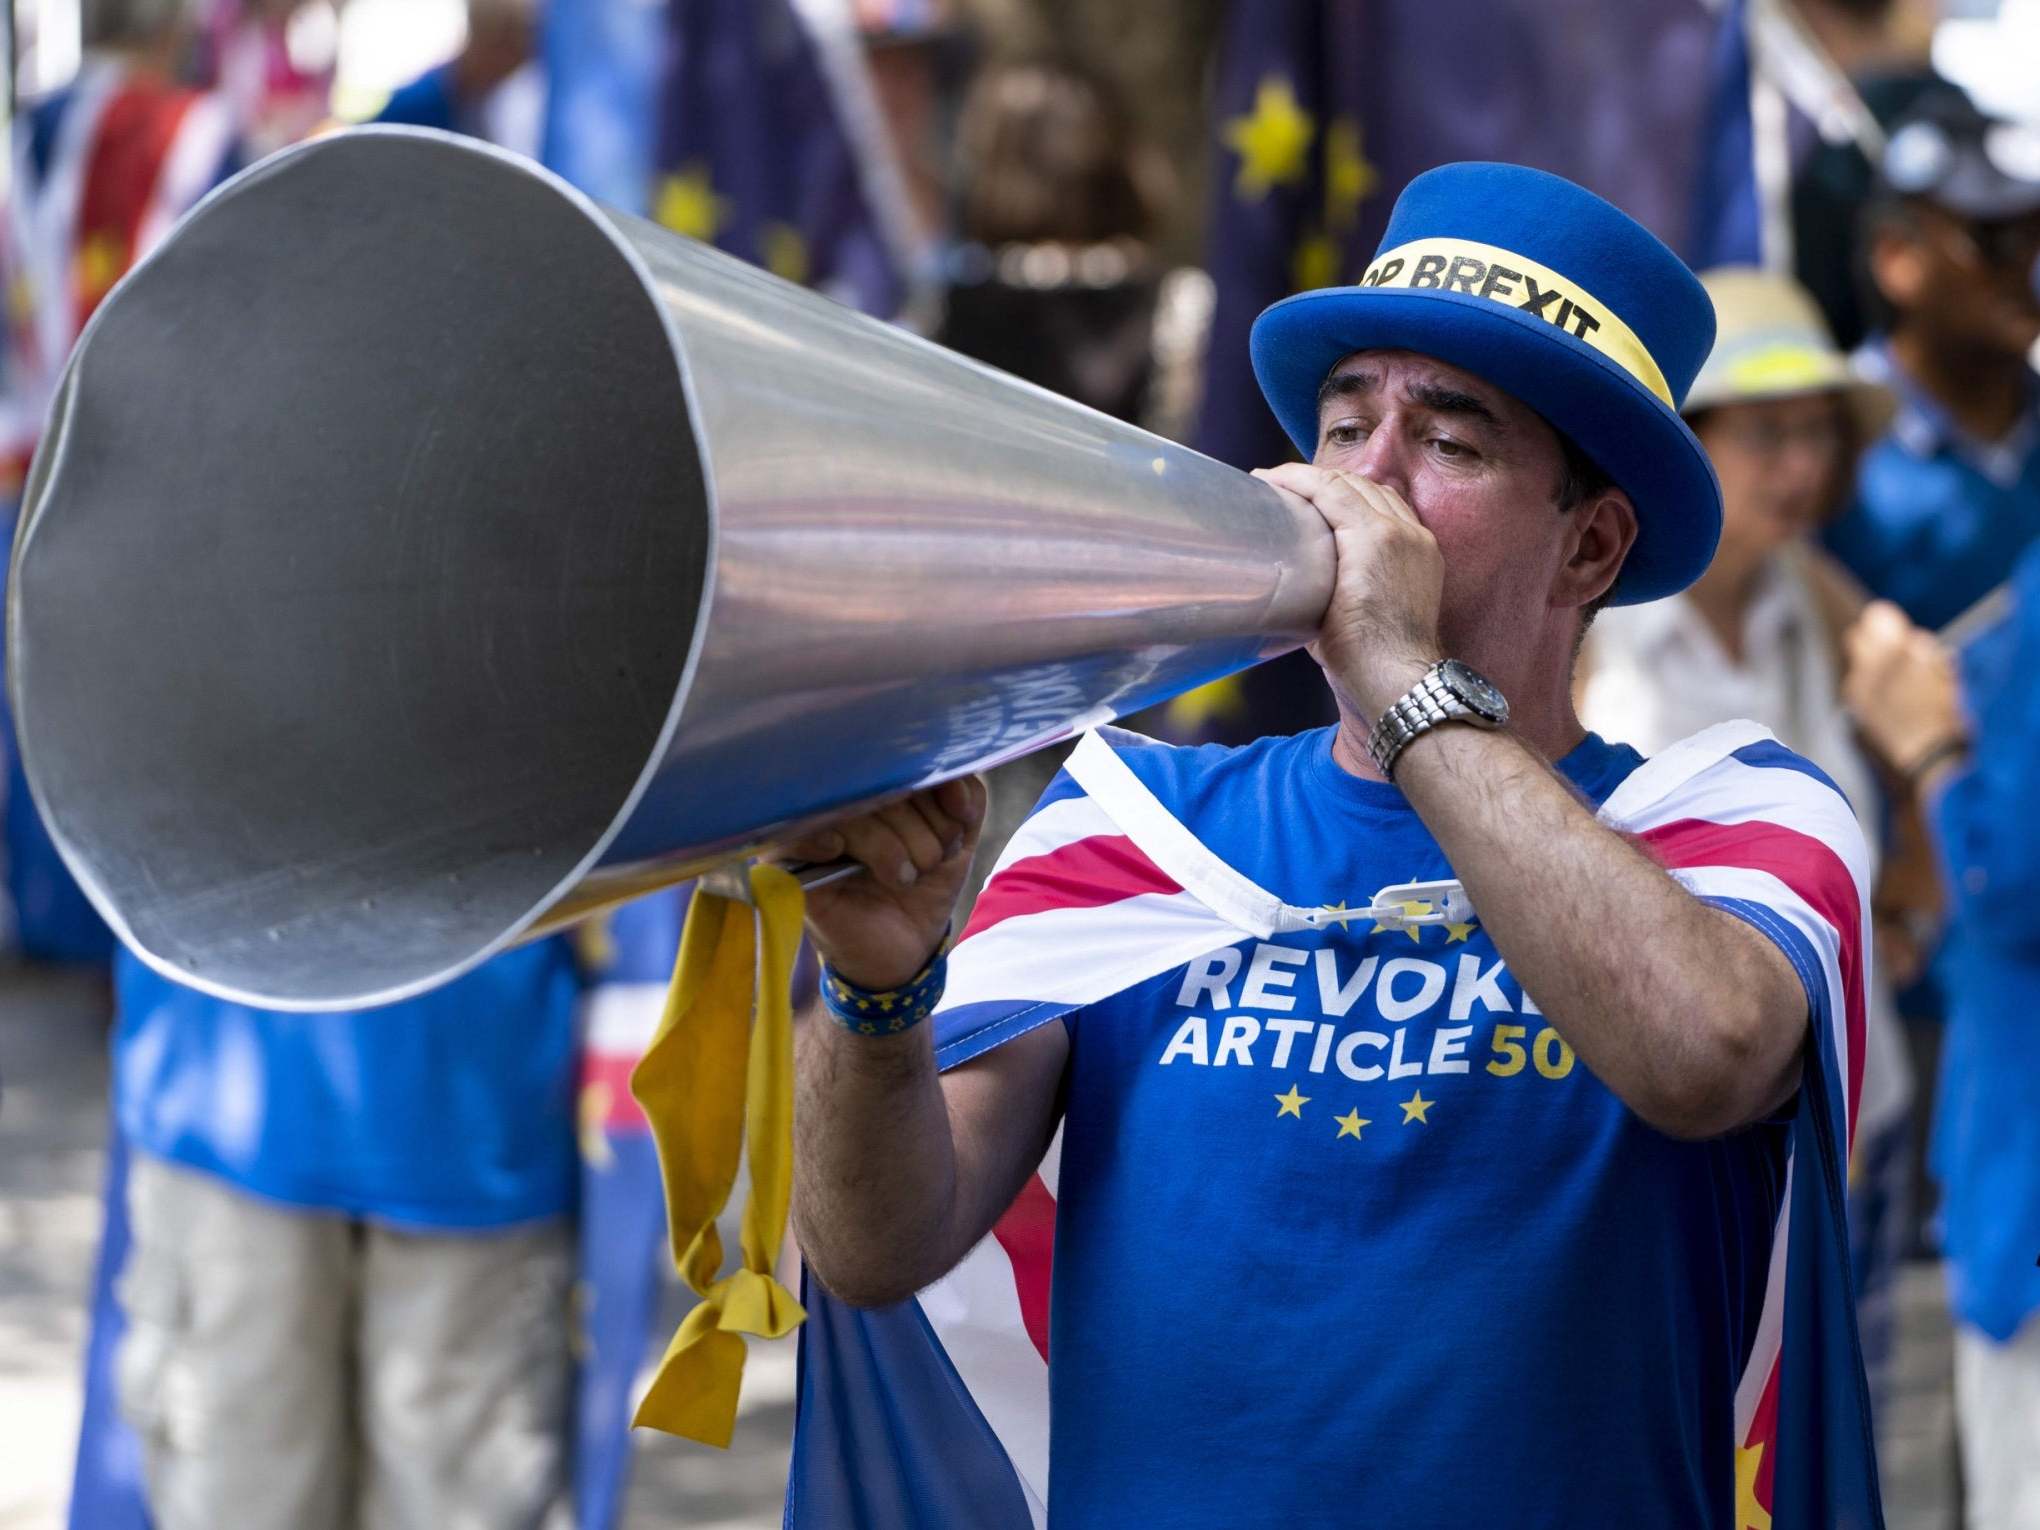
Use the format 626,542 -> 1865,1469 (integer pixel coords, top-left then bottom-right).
8,127 -> 1332,1011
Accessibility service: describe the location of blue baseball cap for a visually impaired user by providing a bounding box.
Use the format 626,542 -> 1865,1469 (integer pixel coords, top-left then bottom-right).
1250,162 -> 1722,605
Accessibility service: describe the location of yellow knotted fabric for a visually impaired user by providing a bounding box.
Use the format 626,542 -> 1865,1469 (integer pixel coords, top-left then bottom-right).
627,862 -> 808,1448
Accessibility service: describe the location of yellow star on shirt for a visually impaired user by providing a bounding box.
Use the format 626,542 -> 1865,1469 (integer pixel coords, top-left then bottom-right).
1371,901 -> 1431,942
1274,1083 -> 1310,1118
1224,76 -> 1316,200
1334,1108 -> 1369,1140
1735,1442 -> 1771,1530
1320,900 -> 1359,927
656,161 -> 728,243
1400,1090 -> 1433,1124
1445,922 -> 1476,943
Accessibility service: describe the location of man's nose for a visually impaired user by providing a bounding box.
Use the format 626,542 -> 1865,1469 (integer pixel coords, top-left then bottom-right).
1350,427 -> 1414,502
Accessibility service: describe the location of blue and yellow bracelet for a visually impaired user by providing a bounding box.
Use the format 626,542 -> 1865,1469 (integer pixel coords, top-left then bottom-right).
820,935 -> 950,1037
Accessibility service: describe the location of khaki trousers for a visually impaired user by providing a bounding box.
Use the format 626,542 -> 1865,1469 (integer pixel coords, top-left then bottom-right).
1955,1312 -> 2040,1530
117,1153 -> 572,1530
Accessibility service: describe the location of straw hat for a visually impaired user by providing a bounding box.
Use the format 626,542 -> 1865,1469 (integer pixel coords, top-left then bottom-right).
1683,267 -> 1894,442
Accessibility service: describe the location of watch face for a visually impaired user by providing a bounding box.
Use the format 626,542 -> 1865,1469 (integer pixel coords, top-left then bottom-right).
1439,659 -> 1509,723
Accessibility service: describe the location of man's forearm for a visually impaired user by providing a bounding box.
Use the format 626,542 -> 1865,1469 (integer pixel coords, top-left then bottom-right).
792,1012 -> 962,1308
1392,725 -> 1803,1137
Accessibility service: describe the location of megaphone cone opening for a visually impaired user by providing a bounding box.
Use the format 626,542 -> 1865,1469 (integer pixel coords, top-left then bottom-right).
8,129 -> 711,1008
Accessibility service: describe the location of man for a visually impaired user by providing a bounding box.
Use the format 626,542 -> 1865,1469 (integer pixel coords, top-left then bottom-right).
1846,569 -> 2040,1527
375,0 -> 542,156
1824,91 -> 2040,629
784,163 -> 1879,1525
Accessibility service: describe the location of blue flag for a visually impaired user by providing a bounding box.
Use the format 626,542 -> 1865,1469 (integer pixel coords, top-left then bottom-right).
653,0 -> 907,317
1171,0 -> 1757,747
542,0 -> 667,215
1690,0 -> 1767,269
1194,0 -> 1729,475
571,890 -> 689,1530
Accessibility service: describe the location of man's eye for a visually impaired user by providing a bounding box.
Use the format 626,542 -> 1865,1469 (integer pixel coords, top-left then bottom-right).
1429,437 -> 1473,459
1324,422 -> 1366,447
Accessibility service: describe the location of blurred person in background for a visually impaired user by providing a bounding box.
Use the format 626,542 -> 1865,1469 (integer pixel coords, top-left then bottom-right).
201,0 -> 341,160
2,0 -> 237,963
931,53 -> 1207,903
1845,558 -> 2040,1530
69,9 -> 585,1525
374,0 -> 544,158
935,54 -> 1187,435
1579,264 -> 1925,1456
1825,90 -> 2040,630
110,944 -> 585,1530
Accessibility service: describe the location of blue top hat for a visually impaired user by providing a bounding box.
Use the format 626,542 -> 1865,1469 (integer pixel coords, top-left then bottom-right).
1250,162 -> 1721,606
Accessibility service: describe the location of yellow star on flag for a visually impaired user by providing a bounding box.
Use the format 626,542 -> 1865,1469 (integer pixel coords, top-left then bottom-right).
1164,675 -> 1247,734
1320,901 -> 1359,927
1400,1090 -> 1433,1124
1735,1442 -> 1771,1530
1292,230 -> 1339,294
1224,76 -> 1316,200
1274,1083 -> 1310,1118
1445,922 -> 1476,943
656,161 -> 728,243
1323,117 -> 1380,229
578,1082 -> 615,1169
75,233 -> 127,307
8,271 -> 35,328
763,221 -> 810,285
1334,1107 -> 1369,1140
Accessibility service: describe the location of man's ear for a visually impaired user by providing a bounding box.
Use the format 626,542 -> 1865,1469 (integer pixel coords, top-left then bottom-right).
1555,486 -> 1638,612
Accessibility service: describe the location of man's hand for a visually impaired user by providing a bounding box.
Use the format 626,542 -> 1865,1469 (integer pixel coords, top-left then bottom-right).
1843,601 -> 1967,778
1254,463 -> 1443,718
782,777 -> 986,990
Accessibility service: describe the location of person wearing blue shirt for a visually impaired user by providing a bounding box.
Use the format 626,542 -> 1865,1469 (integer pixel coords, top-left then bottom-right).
110,940 -> 585,1530
1823,93 -> 2040,631
1847,561 -> 2040,1528
777,165 -> 1881,1527
375,0 -> 537,142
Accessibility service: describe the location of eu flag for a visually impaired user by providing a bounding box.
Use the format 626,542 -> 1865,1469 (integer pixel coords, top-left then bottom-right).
653,0 -> 907,318
1194,0 -> 1728,476
1175,0 -> 1744,746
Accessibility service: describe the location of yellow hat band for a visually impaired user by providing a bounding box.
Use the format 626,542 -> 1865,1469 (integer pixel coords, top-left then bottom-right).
1358,237 -> 1674,408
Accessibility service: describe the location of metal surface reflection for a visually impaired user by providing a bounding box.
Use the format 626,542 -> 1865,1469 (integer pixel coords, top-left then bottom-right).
9,127 -> 1332,1009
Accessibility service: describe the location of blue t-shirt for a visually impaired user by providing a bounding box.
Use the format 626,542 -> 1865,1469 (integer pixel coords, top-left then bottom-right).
1039,727 -> 1788,1528
114,938 -> 582,1228
376,65 -> 465,135
1927,543 -> 2040,1342
1823,351 -> 2040,630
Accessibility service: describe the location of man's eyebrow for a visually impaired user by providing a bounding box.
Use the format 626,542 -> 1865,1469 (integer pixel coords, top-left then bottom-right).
1314,370 -> 1509,433
1315,369 -> 1376,414
1407,380 -> 1504,429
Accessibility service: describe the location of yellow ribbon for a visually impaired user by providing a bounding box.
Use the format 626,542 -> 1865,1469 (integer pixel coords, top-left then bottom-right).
627,862 -> 808,1448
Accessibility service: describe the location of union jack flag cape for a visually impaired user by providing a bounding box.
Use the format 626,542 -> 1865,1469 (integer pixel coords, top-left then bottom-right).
787,722 -> 1882,1529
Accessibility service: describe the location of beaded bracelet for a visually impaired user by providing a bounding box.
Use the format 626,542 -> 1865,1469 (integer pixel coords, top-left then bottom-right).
820,936 -> 949,1037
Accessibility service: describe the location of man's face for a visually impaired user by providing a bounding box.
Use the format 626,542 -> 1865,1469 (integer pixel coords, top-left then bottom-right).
1311,349 -> 1591,657
1884,204 -> 2040,357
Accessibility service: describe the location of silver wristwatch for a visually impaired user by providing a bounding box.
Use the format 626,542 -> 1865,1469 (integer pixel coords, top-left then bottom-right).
1367,659 -> 1510,779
